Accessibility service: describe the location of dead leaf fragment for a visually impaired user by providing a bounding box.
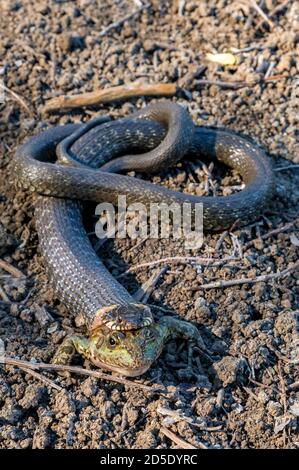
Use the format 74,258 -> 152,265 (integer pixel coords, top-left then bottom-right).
206,52 -> 236,66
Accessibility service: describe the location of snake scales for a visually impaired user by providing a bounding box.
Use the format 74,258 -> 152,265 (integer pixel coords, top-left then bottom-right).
15,101 -> 275,334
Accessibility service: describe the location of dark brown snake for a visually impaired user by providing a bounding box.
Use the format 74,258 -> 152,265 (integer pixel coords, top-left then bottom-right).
14,102 -> 275,332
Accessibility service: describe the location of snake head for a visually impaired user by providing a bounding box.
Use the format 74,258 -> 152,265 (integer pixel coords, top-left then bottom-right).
85,323 -> 167,377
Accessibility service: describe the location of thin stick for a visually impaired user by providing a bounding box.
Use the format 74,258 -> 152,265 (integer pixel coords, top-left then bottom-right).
99,2 -> 150,37
43,82 -> 177,113
215,231 -> 229,254
160,426 -> 205,449
249,0 -> 274,28
119,254 -> 238,275
264,73 -> 290,82
2,357 -> 164,394
15,365 -> 63,391
0,259 -> 25,278
264,62 -> 276,79
195,79 -> 245,90
231,44 -> 269,53
196,260 -> 299,290
134,266 -> 168,303
243,386 -> 259,401
179,65 -> 206,88
255,0 -> 291,30
128,237 -> 148,252
157,406 -> 223,432
0,82 -> 33,116
245,221 -> 296,248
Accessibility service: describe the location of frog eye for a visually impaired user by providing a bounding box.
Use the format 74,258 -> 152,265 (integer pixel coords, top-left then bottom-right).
109,336 -> 116,347
107,332 -> 125,348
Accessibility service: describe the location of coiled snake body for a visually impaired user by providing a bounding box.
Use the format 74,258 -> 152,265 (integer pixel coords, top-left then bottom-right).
15,102 -> 275,376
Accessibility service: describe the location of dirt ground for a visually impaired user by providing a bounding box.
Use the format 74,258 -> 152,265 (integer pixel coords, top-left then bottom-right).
0,0 -> 298,449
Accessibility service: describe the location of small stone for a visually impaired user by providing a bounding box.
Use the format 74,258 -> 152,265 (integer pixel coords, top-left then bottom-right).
256,390 -> 270,404
277,54 -> 292,72
290,403 -> 299,417
213,356 -> 247,386
20,308 -> 33,323
281,298 -> 291,309
184,266 -> 197,281
142,39 -> 157,53
267,400 -> 283,417
274,415 -> 292,434
176,171 -> 186,183
57,34 -> 85,53
34,304 -> 54,327
10,303 -> 20,317
19,438 -> 32,449
74,313 -> 85,327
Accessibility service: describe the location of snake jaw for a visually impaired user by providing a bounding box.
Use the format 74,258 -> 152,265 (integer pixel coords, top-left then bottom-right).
91,303 -> 153,331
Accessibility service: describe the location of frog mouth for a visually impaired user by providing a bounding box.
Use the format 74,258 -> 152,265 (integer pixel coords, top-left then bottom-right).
90,357 -> 152,377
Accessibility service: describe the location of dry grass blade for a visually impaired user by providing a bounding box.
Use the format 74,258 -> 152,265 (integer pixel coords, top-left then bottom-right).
195,79 -> 245,89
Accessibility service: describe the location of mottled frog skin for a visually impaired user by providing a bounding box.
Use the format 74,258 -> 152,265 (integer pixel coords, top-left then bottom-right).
52,316 -> 209,377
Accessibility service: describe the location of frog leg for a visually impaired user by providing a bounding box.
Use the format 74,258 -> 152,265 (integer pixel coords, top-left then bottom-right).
52,335 -> 89,365
159,316 -> 213,365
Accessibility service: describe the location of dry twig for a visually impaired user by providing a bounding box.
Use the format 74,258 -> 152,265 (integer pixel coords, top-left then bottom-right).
99,2 -> 150,37
195,79 -> 245,90
255,0 -> 291,30
119,254 -> 238,275
17,366 -> 63,391
43,82 -> 177,113
134,266 -> 168,303
249,0 -> 274,29
2,357 -> 164,394
245,221 -> 296,248
160,426 -> 206,449
196,260 -> 299,290
0,259 -> 25,278
0,82 -> 34,116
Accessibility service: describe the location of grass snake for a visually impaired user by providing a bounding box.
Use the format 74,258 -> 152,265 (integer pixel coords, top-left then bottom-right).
14,101 -> 275,376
